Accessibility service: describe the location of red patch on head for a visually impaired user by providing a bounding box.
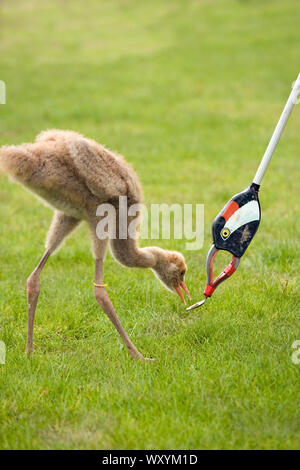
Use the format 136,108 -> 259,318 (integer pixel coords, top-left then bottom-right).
221,201 -> 239,222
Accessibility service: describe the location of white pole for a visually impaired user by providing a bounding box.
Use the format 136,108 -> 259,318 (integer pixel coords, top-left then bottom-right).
253,73 -> 300,186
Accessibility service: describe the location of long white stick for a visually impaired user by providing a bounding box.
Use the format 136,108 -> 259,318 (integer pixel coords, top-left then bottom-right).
253,73 -> 300,185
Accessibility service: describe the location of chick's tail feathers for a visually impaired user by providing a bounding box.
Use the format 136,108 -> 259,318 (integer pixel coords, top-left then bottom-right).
0,144 -> 38,185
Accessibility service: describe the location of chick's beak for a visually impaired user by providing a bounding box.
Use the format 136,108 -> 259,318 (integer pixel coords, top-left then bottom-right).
174,281 -> 191,305
180,281 -> 191,299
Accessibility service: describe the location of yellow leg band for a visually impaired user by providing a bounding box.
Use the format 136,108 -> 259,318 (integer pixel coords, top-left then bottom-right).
94,283 -> 108,288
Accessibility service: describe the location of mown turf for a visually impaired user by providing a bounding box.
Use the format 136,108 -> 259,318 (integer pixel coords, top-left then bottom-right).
0,0 -> 299,450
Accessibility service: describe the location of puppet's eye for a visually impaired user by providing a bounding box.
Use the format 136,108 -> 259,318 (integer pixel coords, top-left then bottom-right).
221,228 -> 230,239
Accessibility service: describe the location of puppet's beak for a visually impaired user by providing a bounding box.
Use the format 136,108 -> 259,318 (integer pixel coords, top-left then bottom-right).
174,281 -> 191,304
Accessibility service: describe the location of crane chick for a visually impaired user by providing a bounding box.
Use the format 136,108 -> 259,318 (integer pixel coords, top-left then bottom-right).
0,130 -> 190,361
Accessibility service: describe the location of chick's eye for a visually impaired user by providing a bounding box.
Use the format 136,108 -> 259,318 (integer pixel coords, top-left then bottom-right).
180,271 -> 185,276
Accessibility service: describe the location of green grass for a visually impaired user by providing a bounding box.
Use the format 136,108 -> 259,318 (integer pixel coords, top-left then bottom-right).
0,0 -> 299,450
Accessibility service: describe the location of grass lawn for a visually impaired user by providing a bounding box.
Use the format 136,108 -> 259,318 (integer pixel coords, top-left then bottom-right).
0,0 -> 299,450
